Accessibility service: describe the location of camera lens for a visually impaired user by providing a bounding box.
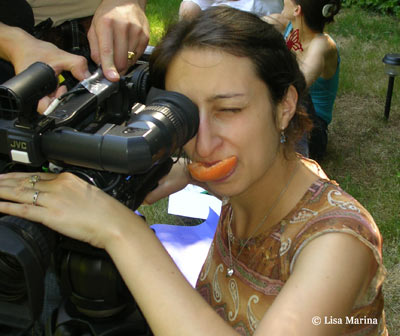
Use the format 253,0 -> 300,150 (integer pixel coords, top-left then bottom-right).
0,216 -> 56,302
0,252 -> 25,301
145,88 -> 199,148
125,87 -> 199,167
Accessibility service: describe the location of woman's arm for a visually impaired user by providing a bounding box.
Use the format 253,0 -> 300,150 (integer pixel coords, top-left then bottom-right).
255,232 -> 376,335
106,215 -> 238,335
298,36 -> 327,88
0,172 -> 375,335
0,172 -> 236,335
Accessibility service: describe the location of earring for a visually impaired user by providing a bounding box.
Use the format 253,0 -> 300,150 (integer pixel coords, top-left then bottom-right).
280,130 -> 287,144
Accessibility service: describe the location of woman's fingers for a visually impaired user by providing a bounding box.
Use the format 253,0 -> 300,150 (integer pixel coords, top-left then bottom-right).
0,195 -> 46,222
0,171 -> 144,250
0,172 -> 56,190
0,184 -> 47,205
0,171 -> 56,181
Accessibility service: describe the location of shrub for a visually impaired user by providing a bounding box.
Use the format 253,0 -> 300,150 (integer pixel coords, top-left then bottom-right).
342,0 -> 400,17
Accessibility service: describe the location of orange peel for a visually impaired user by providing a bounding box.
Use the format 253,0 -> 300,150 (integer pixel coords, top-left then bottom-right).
188,156 -> 238,182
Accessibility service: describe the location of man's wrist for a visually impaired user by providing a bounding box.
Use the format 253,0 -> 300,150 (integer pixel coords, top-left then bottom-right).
0,23 -> 30,63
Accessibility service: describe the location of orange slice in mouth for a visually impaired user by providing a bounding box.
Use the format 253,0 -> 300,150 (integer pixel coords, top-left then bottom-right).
188,156 -> 238,182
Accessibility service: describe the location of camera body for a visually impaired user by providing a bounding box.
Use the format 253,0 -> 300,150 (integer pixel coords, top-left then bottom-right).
0,58 -> 199,335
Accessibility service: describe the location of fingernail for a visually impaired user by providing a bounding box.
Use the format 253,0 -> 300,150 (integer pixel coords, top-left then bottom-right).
107,70 -> 120,81
84,70 -> 92,78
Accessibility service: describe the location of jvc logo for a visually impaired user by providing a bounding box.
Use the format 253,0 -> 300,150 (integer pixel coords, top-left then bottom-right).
10,140 -> 27,150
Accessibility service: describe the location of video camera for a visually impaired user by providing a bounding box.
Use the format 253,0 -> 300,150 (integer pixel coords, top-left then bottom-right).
0,52 -> 199,335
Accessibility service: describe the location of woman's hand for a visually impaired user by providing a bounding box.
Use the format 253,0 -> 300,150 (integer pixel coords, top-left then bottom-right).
0,172 -> 142,249
144,158 -> 194,204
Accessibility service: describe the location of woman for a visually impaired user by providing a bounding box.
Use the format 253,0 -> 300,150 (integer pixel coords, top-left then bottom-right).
0,7 -> 386,335
266,0 -> 341,160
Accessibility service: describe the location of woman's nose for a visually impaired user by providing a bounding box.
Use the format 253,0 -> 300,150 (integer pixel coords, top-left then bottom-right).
195,112 -> 222,159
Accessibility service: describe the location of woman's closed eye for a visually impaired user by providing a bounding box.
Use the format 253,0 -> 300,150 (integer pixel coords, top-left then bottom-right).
218,107 -> 242,113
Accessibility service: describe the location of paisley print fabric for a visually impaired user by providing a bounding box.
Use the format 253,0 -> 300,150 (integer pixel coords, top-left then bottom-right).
196,170 -> 387,335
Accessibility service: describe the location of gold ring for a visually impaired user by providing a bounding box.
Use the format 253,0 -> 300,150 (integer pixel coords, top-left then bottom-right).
29,175 -> 40,188
127,51 -> 136,61
32,190 -> 40,206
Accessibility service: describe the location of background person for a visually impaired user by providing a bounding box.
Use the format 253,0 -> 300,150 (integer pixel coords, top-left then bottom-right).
0,7 -> 386,335
0,0 -> 149,113
265,0 -> 341,160
179,0 -> 283,20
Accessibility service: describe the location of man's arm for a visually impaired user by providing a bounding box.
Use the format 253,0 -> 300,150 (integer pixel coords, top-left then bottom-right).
0,22 -> 90,112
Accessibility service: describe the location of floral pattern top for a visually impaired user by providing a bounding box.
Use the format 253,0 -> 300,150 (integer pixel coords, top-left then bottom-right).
196,176 -> 387,335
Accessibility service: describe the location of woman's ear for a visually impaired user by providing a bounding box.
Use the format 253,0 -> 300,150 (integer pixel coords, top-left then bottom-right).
294,3 -> 302,17
276,85 -> 298,130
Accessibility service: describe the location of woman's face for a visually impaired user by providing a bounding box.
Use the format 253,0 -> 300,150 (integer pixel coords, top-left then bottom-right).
282,0 -> 298,20
165,48 -> 282,197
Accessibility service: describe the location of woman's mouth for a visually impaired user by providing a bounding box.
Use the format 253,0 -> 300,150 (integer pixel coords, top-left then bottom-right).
187,156 -> 238,182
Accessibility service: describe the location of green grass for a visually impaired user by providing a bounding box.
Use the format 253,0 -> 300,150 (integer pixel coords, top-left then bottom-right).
143,4 -> 400,334
145,0 -> 181,45
323,11 -> 400,333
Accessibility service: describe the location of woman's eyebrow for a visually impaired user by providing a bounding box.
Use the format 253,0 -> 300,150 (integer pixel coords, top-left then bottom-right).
207,93 -> 246,102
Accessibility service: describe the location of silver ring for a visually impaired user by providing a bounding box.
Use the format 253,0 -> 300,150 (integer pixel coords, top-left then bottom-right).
32,190 -> 40,206
29,175 -> 40,188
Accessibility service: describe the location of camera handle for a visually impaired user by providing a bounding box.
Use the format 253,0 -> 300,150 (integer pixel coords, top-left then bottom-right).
45,300 -> 152,336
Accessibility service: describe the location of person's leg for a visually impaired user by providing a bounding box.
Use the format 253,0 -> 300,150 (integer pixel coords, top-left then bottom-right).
299,93 -> 328,161
308,116 -> 328,161
296,133 -> 309,158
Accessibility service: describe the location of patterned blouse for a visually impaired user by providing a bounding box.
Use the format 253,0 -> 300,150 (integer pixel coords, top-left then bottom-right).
196,177 -> 387,335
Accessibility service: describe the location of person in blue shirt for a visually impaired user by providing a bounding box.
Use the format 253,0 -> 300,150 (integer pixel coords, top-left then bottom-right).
265,0 -> 341,160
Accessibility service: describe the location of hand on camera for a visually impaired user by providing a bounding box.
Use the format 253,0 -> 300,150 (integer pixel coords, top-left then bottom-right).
144,159 -> 193,205
88,0 -> 150,81
0,172 -> 144,250
8,28 -> 91,113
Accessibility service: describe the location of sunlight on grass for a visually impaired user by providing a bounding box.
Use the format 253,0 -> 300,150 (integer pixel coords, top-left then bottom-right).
146,0 -> 180,45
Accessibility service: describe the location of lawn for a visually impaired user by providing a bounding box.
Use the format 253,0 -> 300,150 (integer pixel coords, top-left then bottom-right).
141,3 -> 400,334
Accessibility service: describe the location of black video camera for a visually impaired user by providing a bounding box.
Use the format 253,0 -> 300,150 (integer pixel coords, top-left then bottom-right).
0,55 -> 199,335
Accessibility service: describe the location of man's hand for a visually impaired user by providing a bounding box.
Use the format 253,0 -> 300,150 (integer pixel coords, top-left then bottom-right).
0,22 -> 91,113
88,0 -> 149,81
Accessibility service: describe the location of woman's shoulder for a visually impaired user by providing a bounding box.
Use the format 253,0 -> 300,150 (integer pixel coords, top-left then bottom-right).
308,33 -> 337,58
286,158 -> 381,251
299,175 -> 375,228
308,33 -> 339,78
284,175 -> 383,263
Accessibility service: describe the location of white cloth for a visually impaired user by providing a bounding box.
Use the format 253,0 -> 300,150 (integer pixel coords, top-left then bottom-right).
27,0 -> 102,26
151,208 -> 219,287
182,0 -> 283,16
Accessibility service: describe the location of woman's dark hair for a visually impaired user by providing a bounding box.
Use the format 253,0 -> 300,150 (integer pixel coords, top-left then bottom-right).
149,6 -> 312,154
294,0 -> 341,33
